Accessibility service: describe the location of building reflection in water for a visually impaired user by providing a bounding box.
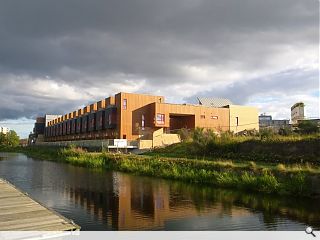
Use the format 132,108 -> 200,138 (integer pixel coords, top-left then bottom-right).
58,172 -> 251,230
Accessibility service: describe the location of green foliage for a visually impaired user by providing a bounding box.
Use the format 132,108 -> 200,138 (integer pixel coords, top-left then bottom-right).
0,130 -> 20,147
259,128 -> 275,140
177,128 -> 191,141
0,133 -> 5,146
297,121 -> 319,134
284,172 -> 310,195
257,172 -> 279,193
146,130 -> 320,165
278,126 -> 293,136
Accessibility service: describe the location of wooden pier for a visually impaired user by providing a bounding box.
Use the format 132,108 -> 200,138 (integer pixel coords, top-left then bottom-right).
0,178 -> 80,231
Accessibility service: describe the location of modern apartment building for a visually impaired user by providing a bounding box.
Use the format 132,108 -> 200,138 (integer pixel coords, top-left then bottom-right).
43,92 -> 259,147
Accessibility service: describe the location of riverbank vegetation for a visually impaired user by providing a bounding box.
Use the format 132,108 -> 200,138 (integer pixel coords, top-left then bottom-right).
1,128 -> 319,197
1,144 -> 319,197
145,128 -> 320,165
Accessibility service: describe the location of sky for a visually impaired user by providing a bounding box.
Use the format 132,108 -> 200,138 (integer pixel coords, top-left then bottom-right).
0,0 -> 319,138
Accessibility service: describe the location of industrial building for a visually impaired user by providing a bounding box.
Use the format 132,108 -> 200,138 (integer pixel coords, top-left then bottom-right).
291,102 -> 305,124
39,92 -> 258,148
259,114 -> 290,132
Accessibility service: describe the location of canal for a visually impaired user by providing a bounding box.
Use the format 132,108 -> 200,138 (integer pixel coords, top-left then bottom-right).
0,152 -> 319,231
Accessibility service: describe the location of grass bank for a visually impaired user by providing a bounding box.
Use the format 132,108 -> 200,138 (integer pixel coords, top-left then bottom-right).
1,146 -> 319,198
145,133 -> 320,165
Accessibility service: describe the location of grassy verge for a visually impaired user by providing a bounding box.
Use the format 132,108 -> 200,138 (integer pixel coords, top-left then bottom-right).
145,134 -> 320,165
1,146 -> 319,197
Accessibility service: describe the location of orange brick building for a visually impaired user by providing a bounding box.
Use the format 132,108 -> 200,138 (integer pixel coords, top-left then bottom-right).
44,92 -> 258,143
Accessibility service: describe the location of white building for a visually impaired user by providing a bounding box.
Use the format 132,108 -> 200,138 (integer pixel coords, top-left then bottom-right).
0,127 -> 9,134
291,102 -> 305,124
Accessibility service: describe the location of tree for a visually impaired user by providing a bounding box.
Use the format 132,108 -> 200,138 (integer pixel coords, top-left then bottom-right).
7,130 -> 20,147
0,133 -> 6,146
0,130 -> 20,147
297,121 -> 319,134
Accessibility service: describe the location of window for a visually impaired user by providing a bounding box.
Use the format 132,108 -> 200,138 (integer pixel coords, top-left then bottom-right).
211,116 -> 218,119
99,116 -> 102,127
141,114 -> 145,130
83,119 -> 87,129
156,113 -> 165,125
108,114 -> 112,125
200,115 -> 205,119
123,99 -> 127,110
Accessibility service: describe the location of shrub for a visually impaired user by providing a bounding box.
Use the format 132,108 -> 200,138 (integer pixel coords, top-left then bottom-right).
297,121 -> 319,134
177,128 -> 191,141
257,172 -> 279,193
284,172 -> 310,195
278,126 -> 293,136
259,128 -> 274,140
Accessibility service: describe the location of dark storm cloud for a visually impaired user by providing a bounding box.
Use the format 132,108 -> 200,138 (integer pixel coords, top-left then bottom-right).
0,0 -> 318,121
0,83 -> 81,120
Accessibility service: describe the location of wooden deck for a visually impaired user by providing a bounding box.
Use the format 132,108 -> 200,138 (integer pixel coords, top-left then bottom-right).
0,178 -> 80,231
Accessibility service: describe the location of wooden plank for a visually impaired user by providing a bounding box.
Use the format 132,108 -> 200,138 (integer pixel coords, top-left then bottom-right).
0,199 -> 35,206
0,206 -> 45,216
12,222 -> 77,231
0,196 -> 32,204
0,215 -> 62,227
0,217 -> 65,231
0,193 -> 23,199
0,209 -> 53,222
0,202 -> 38,209
0,178 -> 80,231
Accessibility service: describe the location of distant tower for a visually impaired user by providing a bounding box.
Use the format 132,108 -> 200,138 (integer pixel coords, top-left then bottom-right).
291,102 -> 305,124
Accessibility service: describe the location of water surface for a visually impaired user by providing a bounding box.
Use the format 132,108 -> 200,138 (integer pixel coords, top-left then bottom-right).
0,152 -> 319,231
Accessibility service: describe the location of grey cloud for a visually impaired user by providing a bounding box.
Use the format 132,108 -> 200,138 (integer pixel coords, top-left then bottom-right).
0,92 -> 80,121
0,0 -> 317,77
0,0 -> 318,121
186,68 -> 319,104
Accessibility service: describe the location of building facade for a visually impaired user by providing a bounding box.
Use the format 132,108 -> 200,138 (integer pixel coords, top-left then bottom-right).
43,92 -> 259,147
259,114 -> 290,132
0,127 -> 9,134
291,102 -> 304,124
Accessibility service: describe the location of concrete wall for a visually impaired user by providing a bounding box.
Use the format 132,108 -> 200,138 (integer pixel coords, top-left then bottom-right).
229,105 -> 259,133
138,140 -> 153,149
152,128 -> 180,147
36,139 -> 138,149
